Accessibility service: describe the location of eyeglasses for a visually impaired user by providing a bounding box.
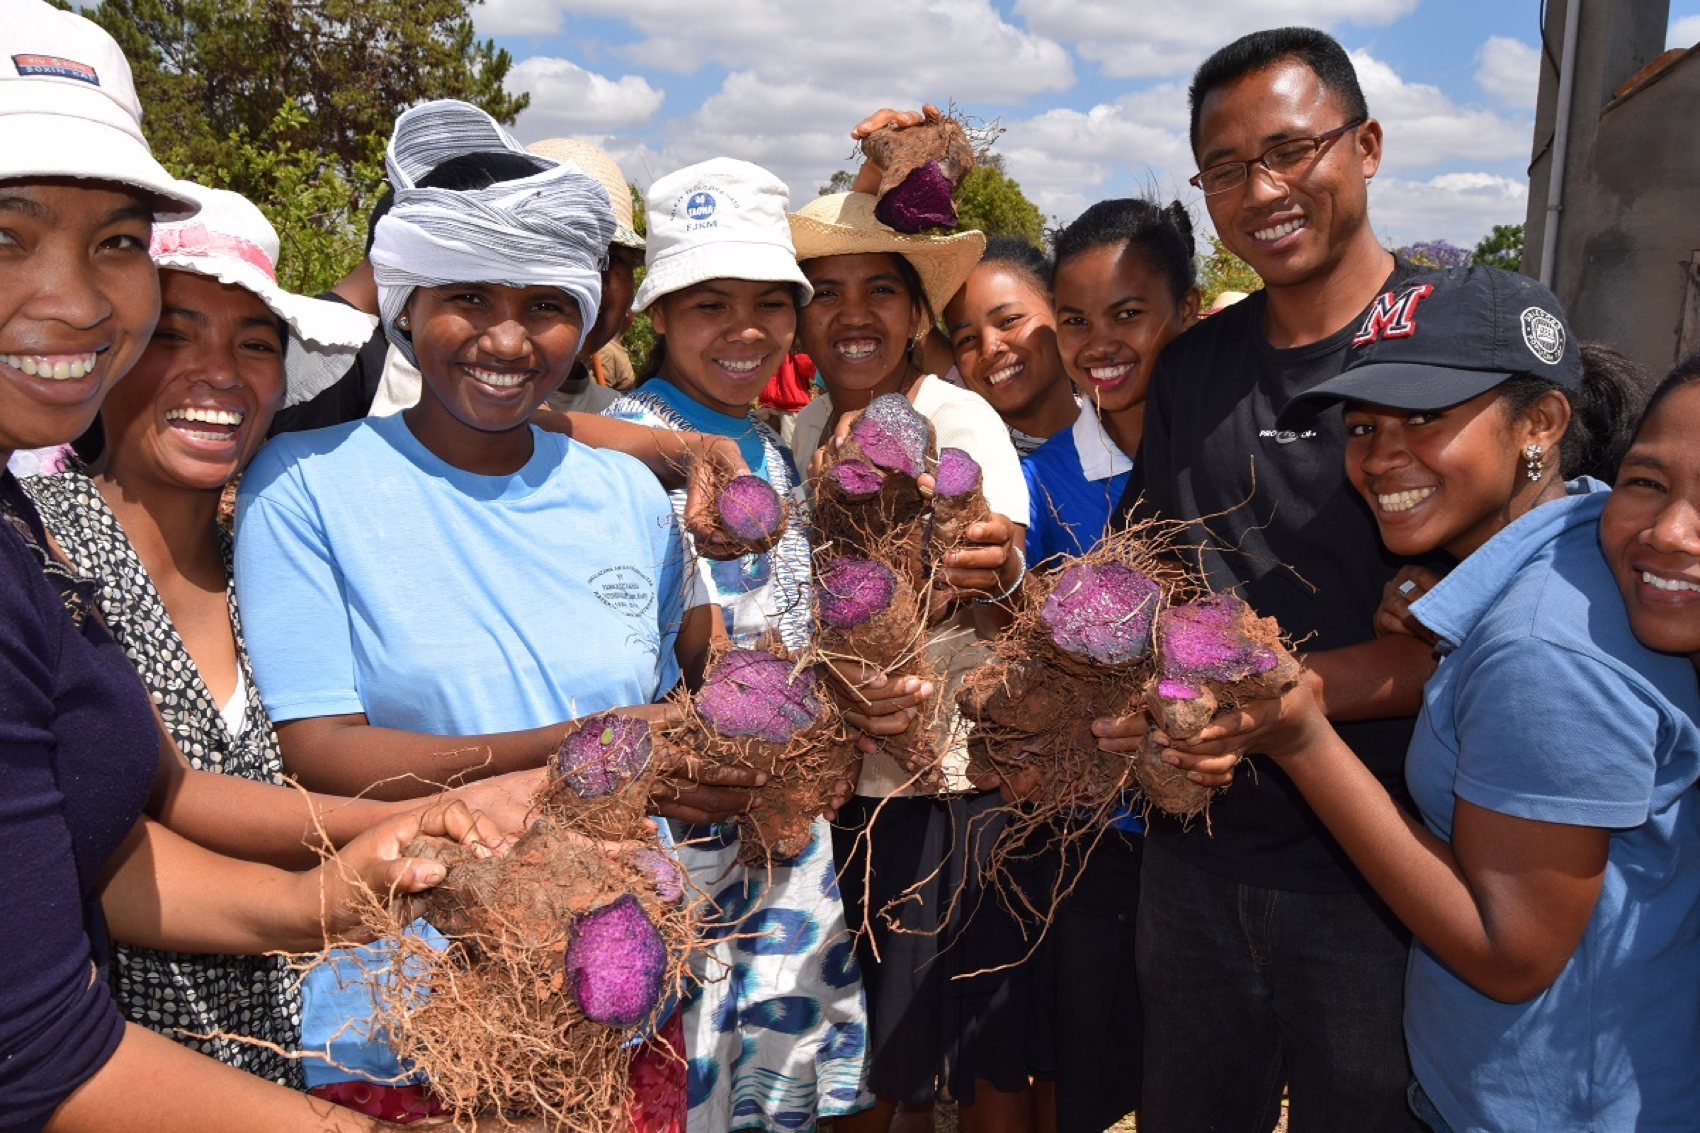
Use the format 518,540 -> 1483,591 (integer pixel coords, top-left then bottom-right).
1188,119 -> 1366,196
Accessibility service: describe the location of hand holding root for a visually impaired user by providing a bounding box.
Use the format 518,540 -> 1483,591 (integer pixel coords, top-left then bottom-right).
848,103 -> 942,194
311,798 -> 498,943
442,767 -> 547,850
833,660 -> 934,758
649,739 -> 769,826
1374,565 -> 1446,644
938,513 -> 1021,602
682,435 -> 766,559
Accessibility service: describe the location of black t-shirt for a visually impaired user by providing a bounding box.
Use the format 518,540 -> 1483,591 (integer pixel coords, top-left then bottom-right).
1115,261 -> 1424,893
266,292 -> 389,437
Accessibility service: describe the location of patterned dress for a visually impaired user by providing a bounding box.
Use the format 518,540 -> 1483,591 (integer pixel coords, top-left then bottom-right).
605,390 -> 871,1132
24,470 -> 305,1088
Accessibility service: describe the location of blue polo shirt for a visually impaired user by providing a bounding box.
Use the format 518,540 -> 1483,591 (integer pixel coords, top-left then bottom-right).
1022,403 -> 1131,570
1403,482 -> 1700,1132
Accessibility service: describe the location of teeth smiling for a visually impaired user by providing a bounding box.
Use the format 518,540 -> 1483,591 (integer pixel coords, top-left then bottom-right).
837,340 -> 878,360
987,362 -> 1024,386
1642,571 -> 1700,593
1254,219 -> 1305,241
1089,364 -> 1133,382
165,407 -> 244,427
1378,488 -> 1434,513
716,358 -> 762,374
2,352 -> 98,380
468,366 -> 527,388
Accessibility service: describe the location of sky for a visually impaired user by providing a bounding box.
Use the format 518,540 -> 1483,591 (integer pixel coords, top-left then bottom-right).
476,1 -> 1700,254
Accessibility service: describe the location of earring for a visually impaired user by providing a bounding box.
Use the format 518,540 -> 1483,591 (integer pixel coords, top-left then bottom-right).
1523,442 -> 1545,482
396,314 -> 410,330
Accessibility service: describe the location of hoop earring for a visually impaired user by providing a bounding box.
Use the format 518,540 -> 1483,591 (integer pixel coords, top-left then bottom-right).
1523,442 -> 1545,482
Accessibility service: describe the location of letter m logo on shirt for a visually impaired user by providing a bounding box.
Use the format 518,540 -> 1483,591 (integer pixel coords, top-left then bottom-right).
1353,283 -> 1434,345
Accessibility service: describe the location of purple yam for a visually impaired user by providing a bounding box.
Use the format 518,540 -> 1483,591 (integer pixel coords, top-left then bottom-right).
716,475 -> 785,543
696,649 -> 824,744
828,458 -> 884,498
626,847 -> 684,903
556,713 -> 653,797
850,393 -> 929,478
815,557 -> 897,628
933,448 -> 982,498
873,161 -> 958,233
1156,595 -> 1279,685
1156,678 -> 1203,701
564,894 -> 668,1025
1040,562 -> 1161,665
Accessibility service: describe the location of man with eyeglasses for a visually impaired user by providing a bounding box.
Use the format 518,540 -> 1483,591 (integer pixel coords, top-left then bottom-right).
1103,27 -> 1430,1133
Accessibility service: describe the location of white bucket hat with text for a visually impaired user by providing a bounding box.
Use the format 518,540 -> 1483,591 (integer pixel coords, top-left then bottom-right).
0,0 -> 198,218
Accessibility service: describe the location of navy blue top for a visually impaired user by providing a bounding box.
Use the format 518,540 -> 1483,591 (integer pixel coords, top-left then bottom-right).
0,473 -> 158,1130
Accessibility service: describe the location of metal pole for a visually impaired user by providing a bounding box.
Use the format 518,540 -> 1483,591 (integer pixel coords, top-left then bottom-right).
1540,0 -> 1583,287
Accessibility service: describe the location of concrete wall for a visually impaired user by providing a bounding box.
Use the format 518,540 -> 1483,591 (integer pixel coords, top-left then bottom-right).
1524,0 -> 1700,373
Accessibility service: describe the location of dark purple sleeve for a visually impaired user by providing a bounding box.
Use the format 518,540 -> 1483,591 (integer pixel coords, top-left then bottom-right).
0,539 -> 128,1132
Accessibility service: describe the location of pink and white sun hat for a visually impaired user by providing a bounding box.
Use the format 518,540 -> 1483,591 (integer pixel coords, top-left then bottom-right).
0,0 -> 197,218
150,183 -> 378,407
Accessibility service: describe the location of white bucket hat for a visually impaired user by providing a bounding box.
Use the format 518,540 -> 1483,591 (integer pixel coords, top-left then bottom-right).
0,0 -> 197,219
526,138 -> 643,250
632,158 -> 811,313
151,183 -> 378,407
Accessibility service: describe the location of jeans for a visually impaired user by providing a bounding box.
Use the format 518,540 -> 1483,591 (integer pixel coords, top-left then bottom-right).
1135,837 -> 1421,1133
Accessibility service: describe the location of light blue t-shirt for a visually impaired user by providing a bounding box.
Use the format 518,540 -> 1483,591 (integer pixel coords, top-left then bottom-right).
1403,483 -> 1700,1132
235,413 -> 683,733
234,413 -> 686,1085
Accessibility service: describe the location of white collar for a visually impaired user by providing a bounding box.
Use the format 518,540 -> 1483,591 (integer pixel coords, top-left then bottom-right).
1072,401 -> 1132,482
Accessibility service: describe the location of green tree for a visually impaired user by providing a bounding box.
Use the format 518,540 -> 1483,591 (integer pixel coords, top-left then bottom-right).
819,170 -> 856,196
1198,235 -> 1263,309
951,158 -> 1045,245
92,0 -> 527,294
1472,224 -> 1524,272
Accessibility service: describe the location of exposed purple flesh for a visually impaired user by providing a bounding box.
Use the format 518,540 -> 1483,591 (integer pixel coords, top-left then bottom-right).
815,557 -> 898,628
1039,562 -> 1161,664
555,713 -> 653,797
850,393 -> 929,478
933,447 -> 982,498
716,475 -> 785,543
828,458 -> 884,498
873,161 -> 958,233
696,649 -> 824,744
564,894 -> 668,1026
1156,595 -> 1279,685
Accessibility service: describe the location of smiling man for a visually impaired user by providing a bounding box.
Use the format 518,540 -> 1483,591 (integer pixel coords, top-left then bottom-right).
1107,27 -> 1433,1133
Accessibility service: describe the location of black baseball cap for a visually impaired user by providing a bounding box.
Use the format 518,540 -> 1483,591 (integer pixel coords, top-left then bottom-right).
1279,265 -> 1581,425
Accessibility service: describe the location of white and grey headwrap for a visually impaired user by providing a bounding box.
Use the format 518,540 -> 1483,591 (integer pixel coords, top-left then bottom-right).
370,100 -> 616,367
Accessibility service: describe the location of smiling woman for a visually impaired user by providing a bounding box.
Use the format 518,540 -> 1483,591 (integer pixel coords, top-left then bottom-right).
22,183 -> 377,1088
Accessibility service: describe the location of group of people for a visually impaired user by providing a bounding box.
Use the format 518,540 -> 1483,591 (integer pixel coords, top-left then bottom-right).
2,5 -> 1697,1133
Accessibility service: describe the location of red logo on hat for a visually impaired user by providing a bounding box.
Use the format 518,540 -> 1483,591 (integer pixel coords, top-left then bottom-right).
12,54 -> 100,85
1353,283 -> 1434,345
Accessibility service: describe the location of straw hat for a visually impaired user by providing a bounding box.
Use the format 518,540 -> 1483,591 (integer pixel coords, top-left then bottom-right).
526,138 -> 644,250
1,0 -> 197,218
632,158 -> 811,313
151,182 -> 378,407
789,192 -> 986,317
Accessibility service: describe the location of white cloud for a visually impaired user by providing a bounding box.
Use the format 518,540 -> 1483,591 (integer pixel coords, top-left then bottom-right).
1669,14 -> 1700,50
1012,0 -> 1418,79
480,0 -> 1072,101
478,0 -> 566,36
1367,171 -> 1528,249
508,58 -> 665,139
1474,36 -> 1540,111
1350,51 -> 1531,175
